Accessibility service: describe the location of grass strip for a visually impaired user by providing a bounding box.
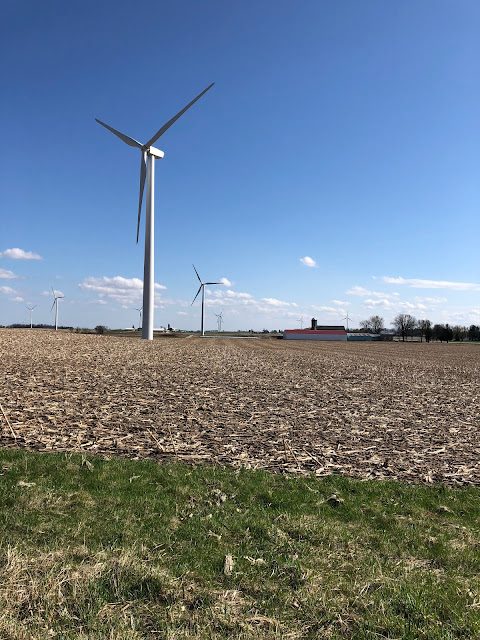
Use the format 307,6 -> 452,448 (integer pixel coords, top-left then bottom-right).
0,450 -> 479,639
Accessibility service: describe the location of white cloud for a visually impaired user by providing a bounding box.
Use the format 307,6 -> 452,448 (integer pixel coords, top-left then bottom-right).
225,290 -> 252,299
79,276 -> 165,305
300,256 -> 317,268
11,296 -> 24,302
0,248 -> 42,260
381,276 -> 480,291
332,300 -> 351,306
347,286 -> 399,299
42,289 -> 64,297
219,277 -> 232,286
154,283 -> 167,290
363,298 -> 430,312
0,286 -> 16,294
176,311 -> 188,316
89,299 -> 107,305
0,268 -> 20,279
415,296 -> 447,304
312,305 -> 344,314
261,298 -> 294,307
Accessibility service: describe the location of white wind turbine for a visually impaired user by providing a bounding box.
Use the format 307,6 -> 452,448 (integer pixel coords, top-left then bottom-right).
26,305 -> 36,329
214,310 -> 224,332
191,265 -> 223,336
51,288 -> 64,331
134,306 -> 142,329
297,316 -> 304,330
96,83 -> 214,341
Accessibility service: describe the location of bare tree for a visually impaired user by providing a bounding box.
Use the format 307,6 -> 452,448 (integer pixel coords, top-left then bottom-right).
392,314 -> 416,342
360,315 -> 384,333
452,325 -> 466,342
417,319 -> 432,343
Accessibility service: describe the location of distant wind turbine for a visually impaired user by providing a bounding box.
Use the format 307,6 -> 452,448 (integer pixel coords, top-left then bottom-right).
343,312 -> 350,331
51,288 -> 64,331
297,316 -> 304,329
191,265 -> 222,336
26,305 -> 36,329
214,310 -> 224,332
96,83 -> 214,341
134,306 -> 142,329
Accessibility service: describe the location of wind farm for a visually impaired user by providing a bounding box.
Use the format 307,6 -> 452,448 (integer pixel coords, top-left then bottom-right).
1,4 -> 479,638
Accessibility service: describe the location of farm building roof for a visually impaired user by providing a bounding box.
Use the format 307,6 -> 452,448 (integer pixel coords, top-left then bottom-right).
313,326 -> 345,331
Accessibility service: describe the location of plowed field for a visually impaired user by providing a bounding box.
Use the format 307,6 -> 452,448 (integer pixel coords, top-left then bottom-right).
1,330 -> 478,484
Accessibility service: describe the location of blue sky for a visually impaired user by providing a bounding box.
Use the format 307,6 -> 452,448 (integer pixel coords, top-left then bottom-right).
1,0 -> 479,330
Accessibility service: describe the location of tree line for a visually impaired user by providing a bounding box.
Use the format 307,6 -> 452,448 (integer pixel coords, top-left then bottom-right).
359,314 -> 480,343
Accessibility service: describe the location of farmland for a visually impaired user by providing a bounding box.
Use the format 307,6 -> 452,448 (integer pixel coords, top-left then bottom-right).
1,329 -> 478,485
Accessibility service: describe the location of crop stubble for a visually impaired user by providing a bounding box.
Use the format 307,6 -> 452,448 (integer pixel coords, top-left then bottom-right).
1,330 -> 478,485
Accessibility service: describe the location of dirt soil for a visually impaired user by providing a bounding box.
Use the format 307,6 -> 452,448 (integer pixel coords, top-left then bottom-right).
1,330 -> 479,485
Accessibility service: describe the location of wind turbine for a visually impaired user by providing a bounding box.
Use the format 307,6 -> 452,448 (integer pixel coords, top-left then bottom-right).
51,288 -> 64,331
134,306 -> 142,329
214,310 -> 224,332
297,316 -> 304,330
343,312 -> 350,331
26,305 -> 36,329
191,265 -> 222,336
96,83 -> 214,341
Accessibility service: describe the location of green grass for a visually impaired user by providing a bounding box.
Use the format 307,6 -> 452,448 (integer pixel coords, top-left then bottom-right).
0,450 -> 479,639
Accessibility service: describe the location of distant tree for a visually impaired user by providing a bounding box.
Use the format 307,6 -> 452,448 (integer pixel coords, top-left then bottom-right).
424,321 -> 433,343
433,323 -> 453,343
392,314 -> 416,342
433,324 -> 443,342
417,319 -> 432,343
452,325 -> 466,342
444,323 -> 453,343
468,325 -> 480,341
95,325 -> 107,334
360,315 -> 384,333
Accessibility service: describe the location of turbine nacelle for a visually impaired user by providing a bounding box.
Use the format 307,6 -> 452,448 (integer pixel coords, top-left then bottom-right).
148,147 -> 164,159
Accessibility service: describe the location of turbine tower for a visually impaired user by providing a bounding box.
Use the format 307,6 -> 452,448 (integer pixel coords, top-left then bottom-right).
96,83 -> 214,340
51,288 -> 64,331
214,310 -> 224,332
343,312 -> 350,331
26,305 -> 36,329
134,306 -> 142,329
297,316 -> 304,330
191,265 -> 222,336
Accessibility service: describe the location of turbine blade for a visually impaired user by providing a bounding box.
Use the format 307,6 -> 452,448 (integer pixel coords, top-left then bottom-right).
95,119 -> 144,149
145,83 -> 214,148
50,300 -> 55,312
205,282 -> 221,285
192,264 -> 202,283
191,285 -> 202,305
136,151 -> 147,243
